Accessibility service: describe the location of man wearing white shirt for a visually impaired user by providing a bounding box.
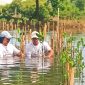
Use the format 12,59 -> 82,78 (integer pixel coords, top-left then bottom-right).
25,31 -> 53,68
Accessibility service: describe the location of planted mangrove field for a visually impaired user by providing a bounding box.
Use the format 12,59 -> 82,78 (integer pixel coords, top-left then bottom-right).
1,0 -> 85,85
0,19 -> 85,85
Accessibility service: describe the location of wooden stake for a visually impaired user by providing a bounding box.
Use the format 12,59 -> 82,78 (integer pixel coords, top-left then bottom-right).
43,23 -> 47,39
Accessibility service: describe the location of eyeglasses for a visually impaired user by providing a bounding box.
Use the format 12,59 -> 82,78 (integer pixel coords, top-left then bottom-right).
7,38 -> 10,41
6,39 -> 10,43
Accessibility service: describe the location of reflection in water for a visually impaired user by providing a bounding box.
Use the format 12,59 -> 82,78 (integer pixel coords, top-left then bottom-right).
0,55 -> 51,85
25,56 -> 51,84
30,68 -> 39,83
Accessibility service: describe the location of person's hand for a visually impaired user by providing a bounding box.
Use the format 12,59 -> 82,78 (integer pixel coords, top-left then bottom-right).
17,51 -> 24,57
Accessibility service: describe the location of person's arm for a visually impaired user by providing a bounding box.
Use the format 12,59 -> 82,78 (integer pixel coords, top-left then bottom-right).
47,49 -> 54,58
16,51 -> 22,57
43,42 -> 54,58
12,45 -> 22,57
43,42 -> 54,64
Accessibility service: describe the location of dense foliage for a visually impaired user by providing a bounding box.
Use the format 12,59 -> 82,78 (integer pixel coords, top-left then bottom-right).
0,0 -> 85,21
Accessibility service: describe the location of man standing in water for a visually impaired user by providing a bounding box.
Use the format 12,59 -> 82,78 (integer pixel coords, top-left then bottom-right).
0,31 -> 21,65
25,31 -> 53,67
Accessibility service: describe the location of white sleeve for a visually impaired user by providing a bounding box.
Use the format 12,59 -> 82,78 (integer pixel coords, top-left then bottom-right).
0,51 -> 3,58
43,41 -> 51,52
12,45 -> 20,55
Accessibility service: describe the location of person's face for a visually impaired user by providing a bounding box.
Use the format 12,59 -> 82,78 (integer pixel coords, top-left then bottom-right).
2,37 -> 10,46
32,38 -> 38,46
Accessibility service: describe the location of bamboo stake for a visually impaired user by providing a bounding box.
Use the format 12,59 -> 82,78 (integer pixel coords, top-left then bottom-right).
67,37 -> 74,85
2,21 -> 5,30
4,21 -> 6,30
56,8 -> 60,55
20,27 -> 25,62
43,23 -> 47,39
47,22 -> 50,32
39,22 -> 42,34
28,28 -> 32,42
34,21 -> 36,31
69,67 -> 75,85
24,22 -> 27,45
51,21 -> 54,50
6,23 -> 9,31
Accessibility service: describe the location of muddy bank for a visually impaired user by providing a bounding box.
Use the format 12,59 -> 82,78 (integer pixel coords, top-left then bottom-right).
59,20 -> 85,34
0,20 -> 85,34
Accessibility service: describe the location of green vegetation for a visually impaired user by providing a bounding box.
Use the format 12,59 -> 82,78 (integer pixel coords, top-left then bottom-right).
0,0 -> 85,21
60,33 -> 85,78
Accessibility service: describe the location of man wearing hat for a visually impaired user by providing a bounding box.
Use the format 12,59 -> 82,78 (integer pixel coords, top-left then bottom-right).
0,31 -> 21,64
25,31 -> 53,65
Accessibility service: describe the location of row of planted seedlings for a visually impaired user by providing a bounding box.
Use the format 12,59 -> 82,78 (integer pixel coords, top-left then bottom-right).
60,32 -> 85,85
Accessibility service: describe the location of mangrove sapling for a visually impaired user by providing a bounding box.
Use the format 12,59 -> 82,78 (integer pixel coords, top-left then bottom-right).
60,33 -> 85,84
16,28 -> 25,61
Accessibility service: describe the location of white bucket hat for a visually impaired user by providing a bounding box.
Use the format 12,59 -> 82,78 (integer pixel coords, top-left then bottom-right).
0,31 -> 12,39
31,31 -> 39,39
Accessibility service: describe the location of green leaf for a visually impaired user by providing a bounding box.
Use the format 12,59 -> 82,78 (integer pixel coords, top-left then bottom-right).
16,38 -> 21,42
16,28 -> 21,34
36,32 -> 44,41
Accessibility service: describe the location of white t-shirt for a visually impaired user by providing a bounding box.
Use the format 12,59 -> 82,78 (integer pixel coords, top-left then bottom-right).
25,41 -> 51,59
0,43 -> 20,65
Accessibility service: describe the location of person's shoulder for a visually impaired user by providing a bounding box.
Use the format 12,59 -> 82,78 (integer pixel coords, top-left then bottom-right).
8,43 -> 13,46
26,42 -> 32,47
42,41 -> 51,50
42,41 -> 49,45
7,43 -> 15,48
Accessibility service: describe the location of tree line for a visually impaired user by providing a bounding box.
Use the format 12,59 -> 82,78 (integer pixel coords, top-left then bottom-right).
0,0 -> 85,21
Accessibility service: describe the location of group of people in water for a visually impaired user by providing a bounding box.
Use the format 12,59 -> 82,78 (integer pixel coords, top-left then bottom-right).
0,30 -> 53,67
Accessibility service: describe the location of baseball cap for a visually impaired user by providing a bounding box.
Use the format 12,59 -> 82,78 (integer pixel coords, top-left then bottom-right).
0,31 -> 12,39
31,31 -> 39,38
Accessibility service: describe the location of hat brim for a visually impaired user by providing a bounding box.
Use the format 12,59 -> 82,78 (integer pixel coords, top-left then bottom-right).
31,35 -> 38,39
6,35 -> 12,39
